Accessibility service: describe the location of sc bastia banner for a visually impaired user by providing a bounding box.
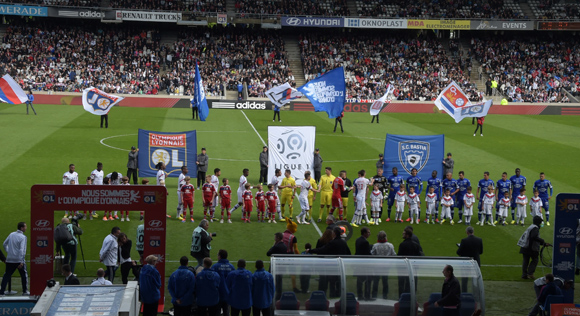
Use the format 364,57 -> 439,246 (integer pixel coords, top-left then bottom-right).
82,88 -> 124,115
384,134 -> 444,179
268,126 -> 315,185
138,129 -> 197,178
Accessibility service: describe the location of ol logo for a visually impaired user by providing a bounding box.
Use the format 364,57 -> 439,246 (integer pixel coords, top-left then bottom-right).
276,130 -> 308,160
144,194 -> 156,204
43,194 -> 55,203
398,140 -> 430,174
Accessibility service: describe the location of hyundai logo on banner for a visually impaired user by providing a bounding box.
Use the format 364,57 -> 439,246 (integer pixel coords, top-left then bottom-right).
281,16 -> 344,27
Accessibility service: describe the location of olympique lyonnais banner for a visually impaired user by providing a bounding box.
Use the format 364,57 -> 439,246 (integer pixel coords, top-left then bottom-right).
384,134 -> 444,179
435,81 -> 492,123
551,304 -> 580,316
297,67 -> 346,119
138,129 -> 197,177
266,82 -> 303,109
82,88 -> 124,115
268,126 -> 316,185
552,194 -> 580,288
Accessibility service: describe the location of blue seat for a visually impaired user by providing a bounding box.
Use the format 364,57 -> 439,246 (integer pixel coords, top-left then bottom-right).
306,290 -> 329,311
423,293 -> 443,316
394,293 -> 418,316
460,293 -> 476,316
334,292 -> 359,315
540,295 -> 564,316
276,291 -> 300,310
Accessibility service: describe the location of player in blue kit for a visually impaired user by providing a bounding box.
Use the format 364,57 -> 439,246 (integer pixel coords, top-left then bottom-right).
426,170 -> 442,223
455,171 -> 471,224
495,172 -> 512,225
387,167 -> 405,222
406,168 -> 423,222
533,172 -> 553,226
510,168 -> 527,224
476,171 -> 495,225
441,172 -> 459,221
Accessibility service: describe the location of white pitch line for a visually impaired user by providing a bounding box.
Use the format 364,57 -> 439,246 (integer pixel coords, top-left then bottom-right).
100,134 -> 137,151
241,110 -> 267,146
317,134 -> 385,141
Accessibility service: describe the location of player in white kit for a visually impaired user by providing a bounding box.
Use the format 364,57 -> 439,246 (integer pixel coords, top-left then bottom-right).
440,189 -> 454,225
63,164 -> 79,218
229,169 -> 250,214
352,170 -> 374,227
406,186 -> 420,225
370,183 -> 383,225
463,187 -> 475,225
210,168 -> 221,220
515,188 -> 528,226
177,166 -> 188,219
296,171 -> 319,224
482,185 -> 495,226
530,189 -> 543,221
498,191 -> 510,226
89,162 -> 104,218
156,162 -> 171,218
425,186 -> 437,224
395,186 -> 406,222
270,169 -> 282,220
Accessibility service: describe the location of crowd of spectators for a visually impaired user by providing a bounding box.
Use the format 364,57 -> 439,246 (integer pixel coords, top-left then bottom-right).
355,0 -> 525,19
529,0 -> 580,20
4,0 -> 226,13
299,31 -> 480,101
470,35 -> 579,102
235,0 -> 349,17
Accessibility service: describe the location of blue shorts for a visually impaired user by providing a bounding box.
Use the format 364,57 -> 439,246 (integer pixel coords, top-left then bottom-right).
455,196 -> 465,211
540,197 -> 550,211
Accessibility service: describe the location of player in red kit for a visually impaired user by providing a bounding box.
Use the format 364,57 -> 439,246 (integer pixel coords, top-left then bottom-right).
266,184 -> 278,224
202,175 -> 216,221
243,183 -> 253,223
332,174 -> 346,220
255,184 -> 266,222
219,178 -> 232,223
180,176 -> 195,222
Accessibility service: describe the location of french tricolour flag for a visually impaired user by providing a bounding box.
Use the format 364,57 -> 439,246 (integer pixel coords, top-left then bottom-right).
0,75 -> 28,104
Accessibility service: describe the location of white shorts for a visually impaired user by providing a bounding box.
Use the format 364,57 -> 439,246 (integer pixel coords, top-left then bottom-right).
396,201 -> 405,213
499,207 -> 508,217
517,206 -> 527,218
237,190 -> 243,204
371,202 -> 381,213
426,203 -> 435,215
484,204 -> 493,215
356,195 -> 366,212
441,206 -> 451,219
531,207 -> 541,217
464,206 -> 473,216
409,206 -> 419,215
177,191 -> 182,205
298,196 -> 309,211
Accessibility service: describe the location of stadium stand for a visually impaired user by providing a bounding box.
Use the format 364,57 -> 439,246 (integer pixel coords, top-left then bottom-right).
528,0 -> 580,20
235,0 -> 349,17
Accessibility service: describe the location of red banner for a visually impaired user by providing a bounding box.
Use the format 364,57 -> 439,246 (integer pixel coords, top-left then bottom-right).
551,304 -> 580,316
30,184 -> 167,309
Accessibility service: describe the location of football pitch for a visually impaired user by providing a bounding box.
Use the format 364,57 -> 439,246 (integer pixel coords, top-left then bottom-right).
1,102 -> 579,313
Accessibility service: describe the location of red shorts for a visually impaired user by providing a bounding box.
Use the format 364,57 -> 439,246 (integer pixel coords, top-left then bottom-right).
221,201 -> 231,210
203,198 -> 212,207
257,204 -> 265,213
268,203 -> 277,213
183,199 -> 193,209
244,202 -> 253,212
332,196 -> 343,209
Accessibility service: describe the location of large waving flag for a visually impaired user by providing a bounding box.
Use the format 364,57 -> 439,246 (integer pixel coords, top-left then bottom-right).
0,75 -> 28,104
369,84 -> 394,116
194,62 -> 209,121
82,88 -> 124,115
297,67 -> 346,119
266,82 -> 303,108
434,81 -> 492,123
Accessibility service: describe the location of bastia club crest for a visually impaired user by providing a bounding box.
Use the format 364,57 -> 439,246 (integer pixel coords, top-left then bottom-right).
398,140 -> 430,174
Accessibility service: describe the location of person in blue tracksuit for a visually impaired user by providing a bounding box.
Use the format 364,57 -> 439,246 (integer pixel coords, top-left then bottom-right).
168,256 -> 195,316
227,259 -> 253,316
252,260 -> 274,316
139,255 -> 161,316
211,249 -> 235,316
195,258 -> 221,316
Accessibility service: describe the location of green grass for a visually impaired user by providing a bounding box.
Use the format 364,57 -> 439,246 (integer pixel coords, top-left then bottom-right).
1,103 -> 579,313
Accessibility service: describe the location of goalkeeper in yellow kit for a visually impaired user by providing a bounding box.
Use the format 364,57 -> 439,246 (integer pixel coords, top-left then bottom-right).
318,167 -> 335,223
279,169 -> 296,220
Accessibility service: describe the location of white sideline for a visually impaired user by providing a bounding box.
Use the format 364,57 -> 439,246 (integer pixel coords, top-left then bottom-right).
241,110 -> 267,146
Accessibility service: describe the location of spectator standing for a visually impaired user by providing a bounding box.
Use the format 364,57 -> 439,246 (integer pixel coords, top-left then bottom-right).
266,232 -> 287,257
227,259 -> 253,316
212,249 -> 235,316
0,222 -> 28,295
355,227 -> 372,301
456,226 -> 483,266
169,256 -> 196,316
313,149 -> 323,183
99,226 -> 120,283
252,260 -> 274,316
62,264 -> 80,285
333,112 -> 344,133
473,117 -> 485,137
485,79 -> 492,96
520,216 -> 549,279
118,233 -> 139,284
272,105 -> 281,122
443,153 -> 454,177
56,217 -> 83,274
196,148 -> 209,189
25,90 -> 36,115
191,98 -> 198,120
127,146 -> 139,184
397,228 -> 422,296
371,231 -> 396,299
310,227 -> 350,297
434,265 -> 461,315
91,268 -> 113,285
191,219 -> 213,268
140,255 -> 162,316
195,258 -> 221,316
259,146 -> 268,185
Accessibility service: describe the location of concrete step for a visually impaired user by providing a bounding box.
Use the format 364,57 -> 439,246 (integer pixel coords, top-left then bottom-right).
226,0 -> 236,13
283,35 -> 306,86
346,0 -> 358,16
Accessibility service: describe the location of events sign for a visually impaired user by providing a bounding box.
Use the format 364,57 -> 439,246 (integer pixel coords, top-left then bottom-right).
116,10 -> 182,22
471,20 -> 534,30
345,18 -> 406,29
407,19 -> 470,29
281,16 -> 344,27
138,129 -> 197,177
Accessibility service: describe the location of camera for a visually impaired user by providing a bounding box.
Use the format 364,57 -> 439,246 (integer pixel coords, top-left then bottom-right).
211,233 -> 217,237
71,213 -> 84,226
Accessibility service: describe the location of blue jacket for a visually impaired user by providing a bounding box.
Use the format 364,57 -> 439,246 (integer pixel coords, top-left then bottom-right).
168,266 -> 195,306
139,264 -> 161,304
538,281 -> 563,304
211,259 -> 235,303
226,268 -> 253,309
195,268 -> 220,307
252,268 -> 274,309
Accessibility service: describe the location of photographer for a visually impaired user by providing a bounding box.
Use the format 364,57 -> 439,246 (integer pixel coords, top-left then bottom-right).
55,217 -> 83,274
191,219 -> 214,268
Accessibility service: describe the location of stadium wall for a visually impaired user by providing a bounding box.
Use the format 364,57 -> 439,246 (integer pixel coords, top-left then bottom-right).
33,94 -> 580,115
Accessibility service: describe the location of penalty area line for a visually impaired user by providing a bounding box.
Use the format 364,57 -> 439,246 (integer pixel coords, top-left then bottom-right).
241,110 -> 267,147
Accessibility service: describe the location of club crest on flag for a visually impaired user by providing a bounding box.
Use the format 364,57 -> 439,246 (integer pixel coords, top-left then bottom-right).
398,140 -> 430,174
82,88 -> 124,115
441,83 -> 468,109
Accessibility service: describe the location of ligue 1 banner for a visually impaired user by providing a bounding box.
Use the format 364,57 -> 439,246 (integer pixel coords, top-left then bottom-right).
384,134 -> 444,179
138,129 -> 197,178
268,126 -> 316,185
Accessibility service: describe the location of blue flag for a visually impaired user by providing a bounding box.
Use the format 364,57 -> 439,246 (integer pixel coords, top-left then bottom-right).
384,134 -> 445,179
297,67 -> 345,118
194,62 -> 209,121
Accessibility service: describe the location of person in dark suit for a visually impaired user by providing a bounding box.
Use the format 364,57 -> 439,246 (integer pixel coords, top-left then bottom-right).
267,232 -> 288,300
457,226 -> 483,266
310,227 -> 351,297
435,265 -> 461,316
398,228 -> 422,296
355,227 -> 372,300
62,264 -> 80,285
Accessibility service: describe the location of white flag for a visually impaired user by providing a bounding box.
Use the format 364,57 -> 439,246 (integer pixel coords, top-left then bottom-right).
265,83 -> 302,108
369,84 -> 394,116
82,88 -> 124,115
